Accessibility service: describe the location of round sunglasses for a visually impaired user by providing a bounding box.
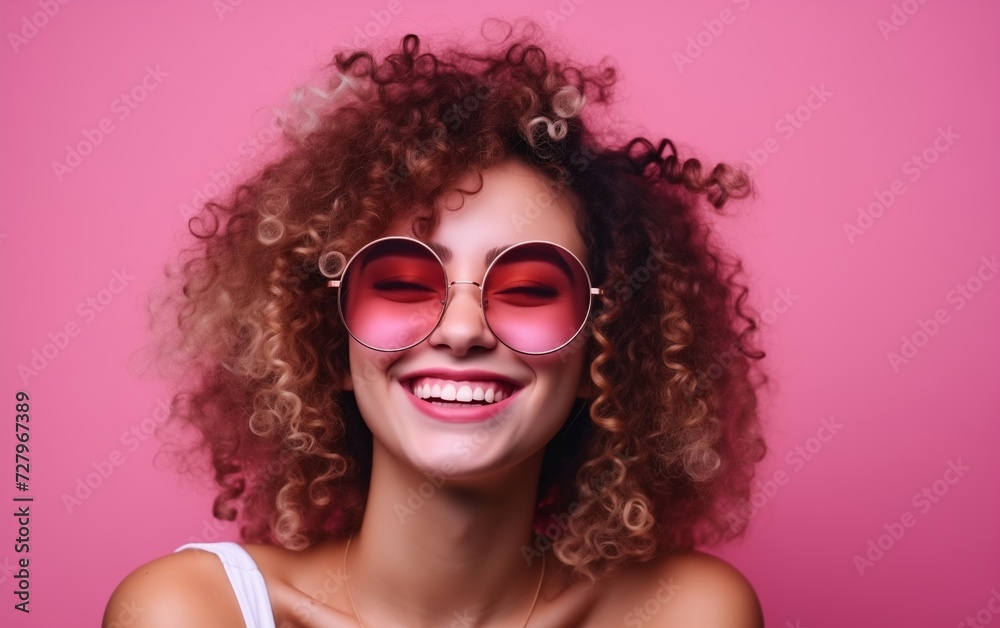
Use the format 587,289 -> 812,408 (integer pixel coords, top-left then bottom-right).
327,237 -> 602,354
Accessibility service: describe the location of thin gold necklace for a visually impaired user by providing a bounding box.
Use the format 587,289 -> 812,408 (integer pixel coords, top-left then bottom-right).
343,533 -> 546,627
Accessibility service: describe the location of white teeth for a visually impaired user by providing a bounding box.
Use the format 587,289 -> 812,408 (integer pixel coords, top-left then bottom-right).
408,377 -> 516,404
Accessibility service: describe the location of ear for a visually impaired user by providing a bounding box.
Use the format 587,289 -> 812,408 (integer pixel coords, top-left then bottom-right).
341,371 -> 354,391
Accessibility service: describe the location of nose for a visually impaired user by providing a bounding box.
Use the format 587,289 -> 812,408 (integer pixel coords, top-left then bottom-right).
427,281 -> 498,356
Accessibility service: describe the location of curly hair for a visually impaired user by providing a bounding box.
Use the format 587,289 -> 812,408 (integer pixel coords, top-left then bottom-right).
153,19 -> 767,583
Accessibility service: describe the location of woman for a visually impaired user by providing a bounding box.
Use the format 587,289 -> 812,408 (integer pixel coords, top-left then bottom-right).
105,21 -> 767,627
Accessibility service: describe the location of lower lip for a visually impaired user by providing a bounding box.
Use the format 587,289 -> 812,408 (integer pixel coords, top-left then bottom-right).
402,382 -> 520,423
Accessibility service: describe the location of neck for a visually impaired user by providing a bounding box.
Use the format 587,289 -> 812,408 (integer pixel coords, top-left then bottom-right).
346,440 -> 549,627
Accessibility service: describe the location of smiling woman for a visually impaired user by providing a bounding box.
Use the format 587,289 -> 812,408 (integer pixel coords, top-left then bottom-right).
104,19 -> 767,627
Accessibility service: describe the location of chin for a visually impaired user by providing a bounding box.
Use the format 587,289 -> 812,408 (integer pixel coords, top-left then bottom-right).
381,416 -> 546,485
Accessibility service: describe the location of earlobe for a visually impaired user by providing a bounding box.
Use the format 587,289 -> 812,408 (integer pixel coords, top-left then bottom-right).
341,372 -> 354,391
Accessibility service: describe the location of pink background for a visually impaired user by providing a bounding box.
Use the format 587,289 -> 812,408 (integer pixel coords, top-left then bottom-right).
2,1 -> 998,625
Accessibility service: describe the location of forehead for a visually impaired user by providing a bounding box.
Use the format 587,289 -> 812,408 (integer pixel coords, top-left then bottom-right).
387,159 -> 587,269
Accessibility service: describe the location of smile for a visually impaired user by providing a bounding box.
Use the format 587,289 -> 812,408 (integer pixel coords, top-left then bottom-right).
407,377 -> 518,405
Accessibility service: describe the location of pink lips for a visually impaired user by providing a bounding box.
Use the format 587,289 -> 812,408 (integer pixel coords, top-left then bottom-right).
400,368 -> 523,423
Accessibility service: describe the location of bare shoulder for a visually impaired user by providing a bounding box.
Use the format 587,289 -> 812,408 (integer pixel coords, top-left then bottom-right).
577,549 -> 763,627
103,547 -> 244,628
644,550 -> 763,627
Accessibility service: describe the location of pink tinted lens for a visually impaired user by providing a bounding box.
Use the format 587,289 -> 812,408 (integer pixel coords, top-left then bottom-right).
482,242 -> 592,353
339,239 -> 446,350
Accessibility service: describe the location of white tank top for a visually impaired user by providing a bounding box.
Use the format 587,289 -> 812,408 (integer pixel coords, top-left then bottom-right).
174,541 -> 276,628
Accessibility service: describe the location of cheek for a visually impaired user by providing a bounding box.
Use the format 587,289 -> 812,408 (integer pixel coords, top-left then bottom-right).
346,342 -> 397,400
530,349 -> 589,410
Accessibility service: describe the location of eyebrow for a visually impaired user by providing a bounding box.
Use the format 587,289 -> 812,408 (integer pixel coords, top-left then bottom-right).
424,242 -> 513,267
425,241 -> 577,280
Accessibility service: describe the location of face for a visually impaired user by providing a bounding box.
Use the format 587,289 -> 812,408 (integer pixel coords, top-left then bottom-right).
344,158 -> 593,481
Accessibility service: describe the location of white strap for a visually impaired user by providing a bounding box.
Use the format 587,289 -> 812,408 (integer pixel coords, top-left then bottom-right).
175,542 -> 276,628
